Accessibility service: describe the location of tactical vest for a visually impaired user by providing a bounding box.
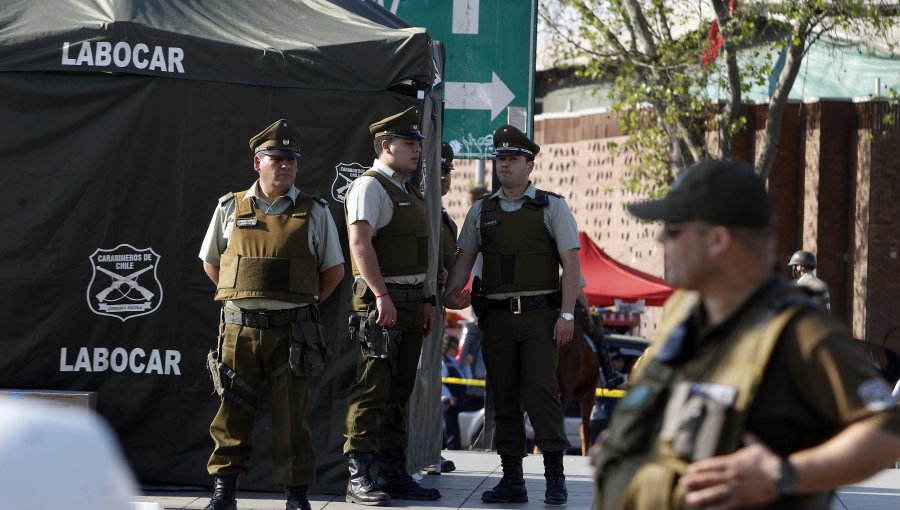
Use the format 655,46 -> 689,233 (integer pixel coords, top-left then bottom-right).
214,191 -> 319,303
479,190 -> 560,294
348,170 -> 427,278
440,209 -> 458,270
595,287 -> 819,510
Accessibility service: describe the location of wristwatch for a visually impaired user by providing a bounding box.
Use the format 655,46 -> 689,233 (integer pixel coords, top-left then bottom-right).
773,456 -> 798,497
559,312 -> 575,321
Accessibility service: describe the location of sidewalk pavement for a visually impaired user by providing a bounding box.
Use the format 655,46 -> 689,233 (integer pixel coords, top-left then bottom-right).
136,450 -> 900,509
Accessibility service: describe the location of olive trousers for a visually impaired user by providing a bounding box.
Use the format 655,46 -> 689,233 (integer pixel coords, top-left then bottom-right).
207,321 -> 315,486
480,306 -> 569,456
343,289 -> 424,454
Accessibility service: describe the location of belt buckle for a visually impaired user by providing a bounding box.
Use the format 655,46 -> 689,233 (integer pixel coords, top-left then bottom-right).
243,311 -> 272,329
510,296 -> 522,315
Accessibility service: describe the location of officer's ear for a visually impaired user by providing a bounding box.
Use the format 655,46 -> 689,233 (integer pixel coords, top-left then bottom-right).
253,154 -> 262,174
381,137 -> 394,155
706,225 -> 733,259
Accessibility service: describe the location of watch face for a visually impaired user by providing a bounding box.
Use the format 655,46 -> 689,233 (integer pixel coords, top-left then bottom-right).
561,312 -> 574,321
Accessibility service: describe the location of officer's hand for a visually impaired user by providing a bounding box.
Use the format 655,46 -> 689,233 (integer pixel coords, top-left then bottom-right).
437,267 -> 448,286
442,288 -> 471,310
423,302 -> 435,336
679,435 -> 781,509
376,295 -> 398,328
553,317 -> 575,346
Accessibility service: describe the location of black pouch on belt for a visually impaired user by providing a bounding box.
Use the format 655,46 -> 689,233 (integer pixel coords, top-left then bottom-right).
289,320 -> 327,377
471,276 -> 490,318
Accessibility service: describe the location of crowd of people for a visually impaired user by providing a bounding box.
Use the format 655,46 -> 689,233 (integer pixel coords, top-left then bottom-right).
197,109 -> 900,510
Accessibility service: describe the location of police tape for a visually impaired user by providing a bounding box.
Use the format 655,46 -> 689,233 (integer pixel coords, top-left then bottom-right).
441,377 -> 625,398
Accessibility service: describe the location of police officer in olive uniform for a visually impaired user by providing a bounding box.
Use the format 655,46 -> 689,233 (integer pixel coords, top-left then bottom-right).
444,125 -> 581,505
593,160 -> 900,510
788,250 -> 831,310
343,106 -> 440,506
198,119 -> 345,510
438,141 -> 458,289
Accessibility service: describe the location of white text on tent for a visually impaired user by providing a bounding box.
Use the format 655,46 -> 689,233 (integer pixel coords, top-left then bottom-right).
61,42 -> 185,74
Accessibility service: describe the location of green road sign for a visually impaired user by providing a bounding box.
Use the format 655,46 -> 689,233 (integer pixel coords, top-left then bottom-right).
382,0 -> 538,159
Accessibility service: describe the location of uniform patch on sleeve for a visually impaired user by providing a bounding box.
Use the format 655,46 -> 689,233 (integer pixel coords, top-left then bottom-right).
857,378 -> 895,411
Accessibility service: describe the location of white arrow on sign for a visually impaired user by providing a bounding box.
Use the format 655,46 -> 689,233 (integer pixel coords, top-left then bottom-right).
445,72 -> 515,120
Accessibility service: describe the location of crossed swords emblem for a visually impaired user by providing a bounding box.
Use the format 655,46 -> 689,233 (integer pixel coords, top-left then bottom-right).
95,265 -> 155,302
334,171 -> 355,198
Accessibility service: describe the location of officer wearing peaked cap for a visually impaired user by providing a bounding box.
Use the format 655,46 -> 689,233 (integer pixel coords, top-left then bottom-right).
198,118 -> 345,510
343,106 -> 440,505
444,124 -> 580,505
593,159 -> 900,510
438,142 -> 458,285
492,124 -> 541,158
368,106 -> 426,140
248,119 -> 304,159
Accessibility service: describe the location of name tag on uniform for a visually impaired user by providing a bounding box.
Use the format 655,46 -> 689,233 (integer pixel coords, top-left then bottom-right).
482,219 -> 499,227
397,201 -> 412,207
236,217 -> 258,228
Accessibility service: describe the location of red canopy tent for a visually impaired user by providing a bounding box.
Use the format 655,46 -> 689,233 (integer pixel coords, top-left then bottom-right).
578,231 -> 674,307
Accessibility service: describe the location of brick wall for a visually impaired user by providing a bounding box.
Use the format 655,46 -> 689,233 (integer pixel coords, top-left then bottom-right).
441,101 -> 899,345
861,102 -> 900,349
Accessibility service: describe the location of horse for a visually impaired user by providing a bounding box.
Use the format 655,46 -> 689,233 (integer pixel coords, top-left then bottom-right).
551,307 -> 601,455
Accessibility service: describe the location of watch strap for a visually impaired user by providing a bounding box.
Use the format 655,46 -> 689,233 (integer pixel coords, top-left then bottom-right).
774,456 -> 798,497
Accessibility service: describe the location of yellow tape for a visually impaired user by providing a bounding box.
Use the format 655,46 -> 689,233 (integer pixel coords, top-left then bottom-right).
441,377 -> 625,398
442,376 -> 486,387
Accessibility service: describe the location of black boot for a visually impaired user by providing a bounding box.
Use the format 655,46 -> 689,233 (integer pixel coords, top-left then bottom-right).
374,449 -> 441,500
346,451 -> 391,506
285,485 -> 311,510
481,455 -> 528,503
543,450 -> 568,505
204,475 -> 239,510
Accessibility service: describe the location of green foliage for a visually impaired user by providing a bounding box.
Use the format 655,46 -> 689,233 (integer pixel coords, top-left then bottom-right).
539,0 -> 899,194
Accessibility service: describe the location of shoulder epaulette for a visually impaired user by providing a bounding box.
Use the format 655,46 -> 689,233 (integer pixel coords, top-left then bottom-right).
218,192 -> 235,205
297,192 -> 329,208
536,189 -> 563,199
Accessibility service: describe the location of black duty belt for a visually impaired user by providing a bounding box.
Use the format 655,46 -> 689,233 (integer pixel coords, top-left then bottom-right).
222,307 -> 312,329
384,283 -> 425,303
487,293 -> 558,314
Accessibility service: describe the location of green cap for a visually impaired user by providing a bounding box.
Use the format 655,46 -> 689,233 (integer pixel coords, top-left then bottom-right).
441,141 -> 454,171
369,106 -> 425,140
492,124 -> 540,159
249,119 -> 302,159
626,159 -> 772,227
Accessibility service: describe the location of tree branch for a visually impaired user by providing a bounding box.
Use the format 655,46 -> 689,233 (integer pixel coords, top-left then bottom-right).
621,0 -> 659,58
711,0 -> 743,158
756,15 -> 815,180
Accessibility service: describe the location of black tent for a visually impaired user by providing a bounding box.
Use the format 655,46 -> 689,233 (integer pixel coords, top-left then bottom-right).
0,0 -> 444,493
